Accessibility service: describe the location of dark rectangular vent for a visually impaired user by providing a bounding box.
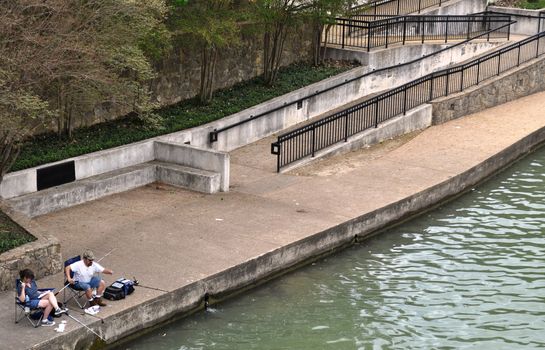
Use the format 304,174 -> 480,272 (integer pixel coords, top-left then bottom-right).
36,160 -> 76,191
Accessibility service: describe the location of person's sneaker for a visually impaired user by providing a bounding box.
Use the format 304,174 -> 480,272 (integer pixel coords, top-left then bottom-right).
41,319 -> 56,327
54,308 -> 67,316
93,297 -> 107,307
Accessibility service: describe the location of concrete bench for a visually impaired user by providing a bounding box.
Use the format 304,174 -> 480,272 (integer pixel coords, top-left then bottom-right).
7,162 -> 221,218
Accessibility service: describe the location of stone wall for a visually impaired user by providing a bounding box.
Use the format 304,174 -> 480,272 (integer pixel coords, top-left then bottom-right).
0,207 -> 62,291
52,26 -> 312,130
152,26 -> 313,106
431,56 -> 545,124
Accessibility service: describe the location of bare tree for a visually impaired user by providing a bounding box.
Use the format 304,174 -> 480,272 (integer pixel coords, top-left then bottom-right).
0,0 -> 167,184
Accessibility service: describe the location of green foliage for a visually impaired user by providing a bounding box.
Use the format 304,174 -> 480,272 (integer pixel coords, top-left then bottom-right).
0,211 -> 36,254
518,0 -> 545,9
12,62 -> 354,171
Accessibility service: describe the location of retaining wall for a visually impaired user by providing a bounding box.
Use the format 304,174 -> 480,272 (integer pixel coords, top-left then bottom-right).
0,207 -> 62,291
431,55 -> 545,124
424,0 -> 487,16
326,40 -> 502,69
488,7 -> 544,35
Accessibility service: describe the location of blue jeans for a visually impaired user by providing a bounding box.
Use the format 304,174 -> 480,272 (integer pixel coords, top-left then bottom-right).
73,276 -> 101,291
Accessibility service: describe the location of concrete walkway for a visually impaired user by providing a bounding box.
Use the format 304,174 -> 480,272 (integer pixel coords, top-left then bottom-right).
1,91 -> 544,349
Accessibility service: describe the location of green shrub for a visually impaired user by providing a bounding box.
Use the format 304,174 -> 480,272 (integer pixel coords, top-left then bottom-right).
518,0 -> 545,9
0,212 -> 36,253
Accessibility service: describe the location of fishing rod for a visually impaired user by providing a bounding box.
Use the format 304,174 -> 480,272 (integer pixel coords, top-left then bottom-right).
64,304 -> 105,324
65,310 -> 107,342
131,276 -> 168,293
55,248 -> 117,296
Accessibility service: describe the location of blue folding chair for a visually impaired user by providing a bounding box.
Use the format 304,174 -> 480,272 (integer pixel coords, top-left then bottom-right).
63,255 -> 90,309
14,279 -> 54,327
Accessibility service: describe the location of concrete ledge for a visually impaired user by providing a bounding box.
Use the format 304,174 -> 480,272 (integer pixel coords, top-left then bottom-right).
7,164 -> 156,218
431,55 -> 545,124
326,41 -> 503,69
424,0 -> 486,16
280,104 -> 433,173
6,159 -> 224,218
0,140 -> 156,200
155,162 -> 221,194
28,123 -> 545,350
154,141 -> 229,192
488,6 -> 544,35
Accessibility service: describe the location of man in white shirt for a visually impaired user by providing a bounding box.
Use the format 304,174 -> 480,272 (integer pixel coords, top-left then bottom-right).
65,250 -> 113,307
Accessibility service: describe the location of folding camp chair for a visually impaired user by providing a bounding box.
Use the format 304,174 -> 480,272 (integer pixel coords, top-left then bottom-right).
63,255 -> 90,309
14,279 -> 54,327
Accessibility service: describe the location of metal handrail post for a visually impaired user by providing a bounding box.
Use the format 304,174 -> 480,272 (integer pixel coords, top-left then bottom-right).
367,23 -> 372,51
403,87 -> 408,115
517,43 -> 521,66
497,54 -> 502,76
397,0 -> 401,15
537,36 -> 541,58
344,112 -> 349,141
445,71 -> 449,96
374,100 -> 379,128
402,17 -> 407,45
507,16 -> 511,40
311,126 -> 316,157
476,58 -> 481,85
276,143 -> 281,172
445,16 -> 449,43
429,75 -> 434,101
422,18 -> 425,44
487,16 -> 491,42
460,67 -> 464,91
342,19 -> 346,49
418,0 -> 422,14
385,22 -> 389,48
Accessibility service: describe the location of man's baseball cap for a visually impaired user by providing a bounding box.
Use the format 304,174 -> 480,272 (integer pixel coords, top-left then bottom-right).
82,250 -> 95,260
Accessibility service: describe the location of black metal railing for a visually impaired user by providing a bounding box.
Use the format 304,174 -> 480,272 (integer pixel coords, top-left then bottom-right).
208,20 -> 513,144
271,31 -> 545,172
325,14 -> 512,51
351,0 -> 445,18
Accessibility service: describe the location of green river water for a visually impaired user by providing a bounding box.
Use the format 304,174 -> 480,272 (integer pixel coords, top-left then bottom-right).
119,146 -> 545,350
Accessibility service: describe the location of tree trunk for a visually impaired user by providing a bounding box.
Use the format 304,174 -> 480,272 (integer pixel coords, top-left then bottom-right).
199,45 -> 218,104
321,24 -> 333,62
312,20 -> 324,66
0,132 -> 21,186
67,98 -> 74,140
263,21 -> 289,86
263,31 -> 272,83
57,83 -> 64,139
